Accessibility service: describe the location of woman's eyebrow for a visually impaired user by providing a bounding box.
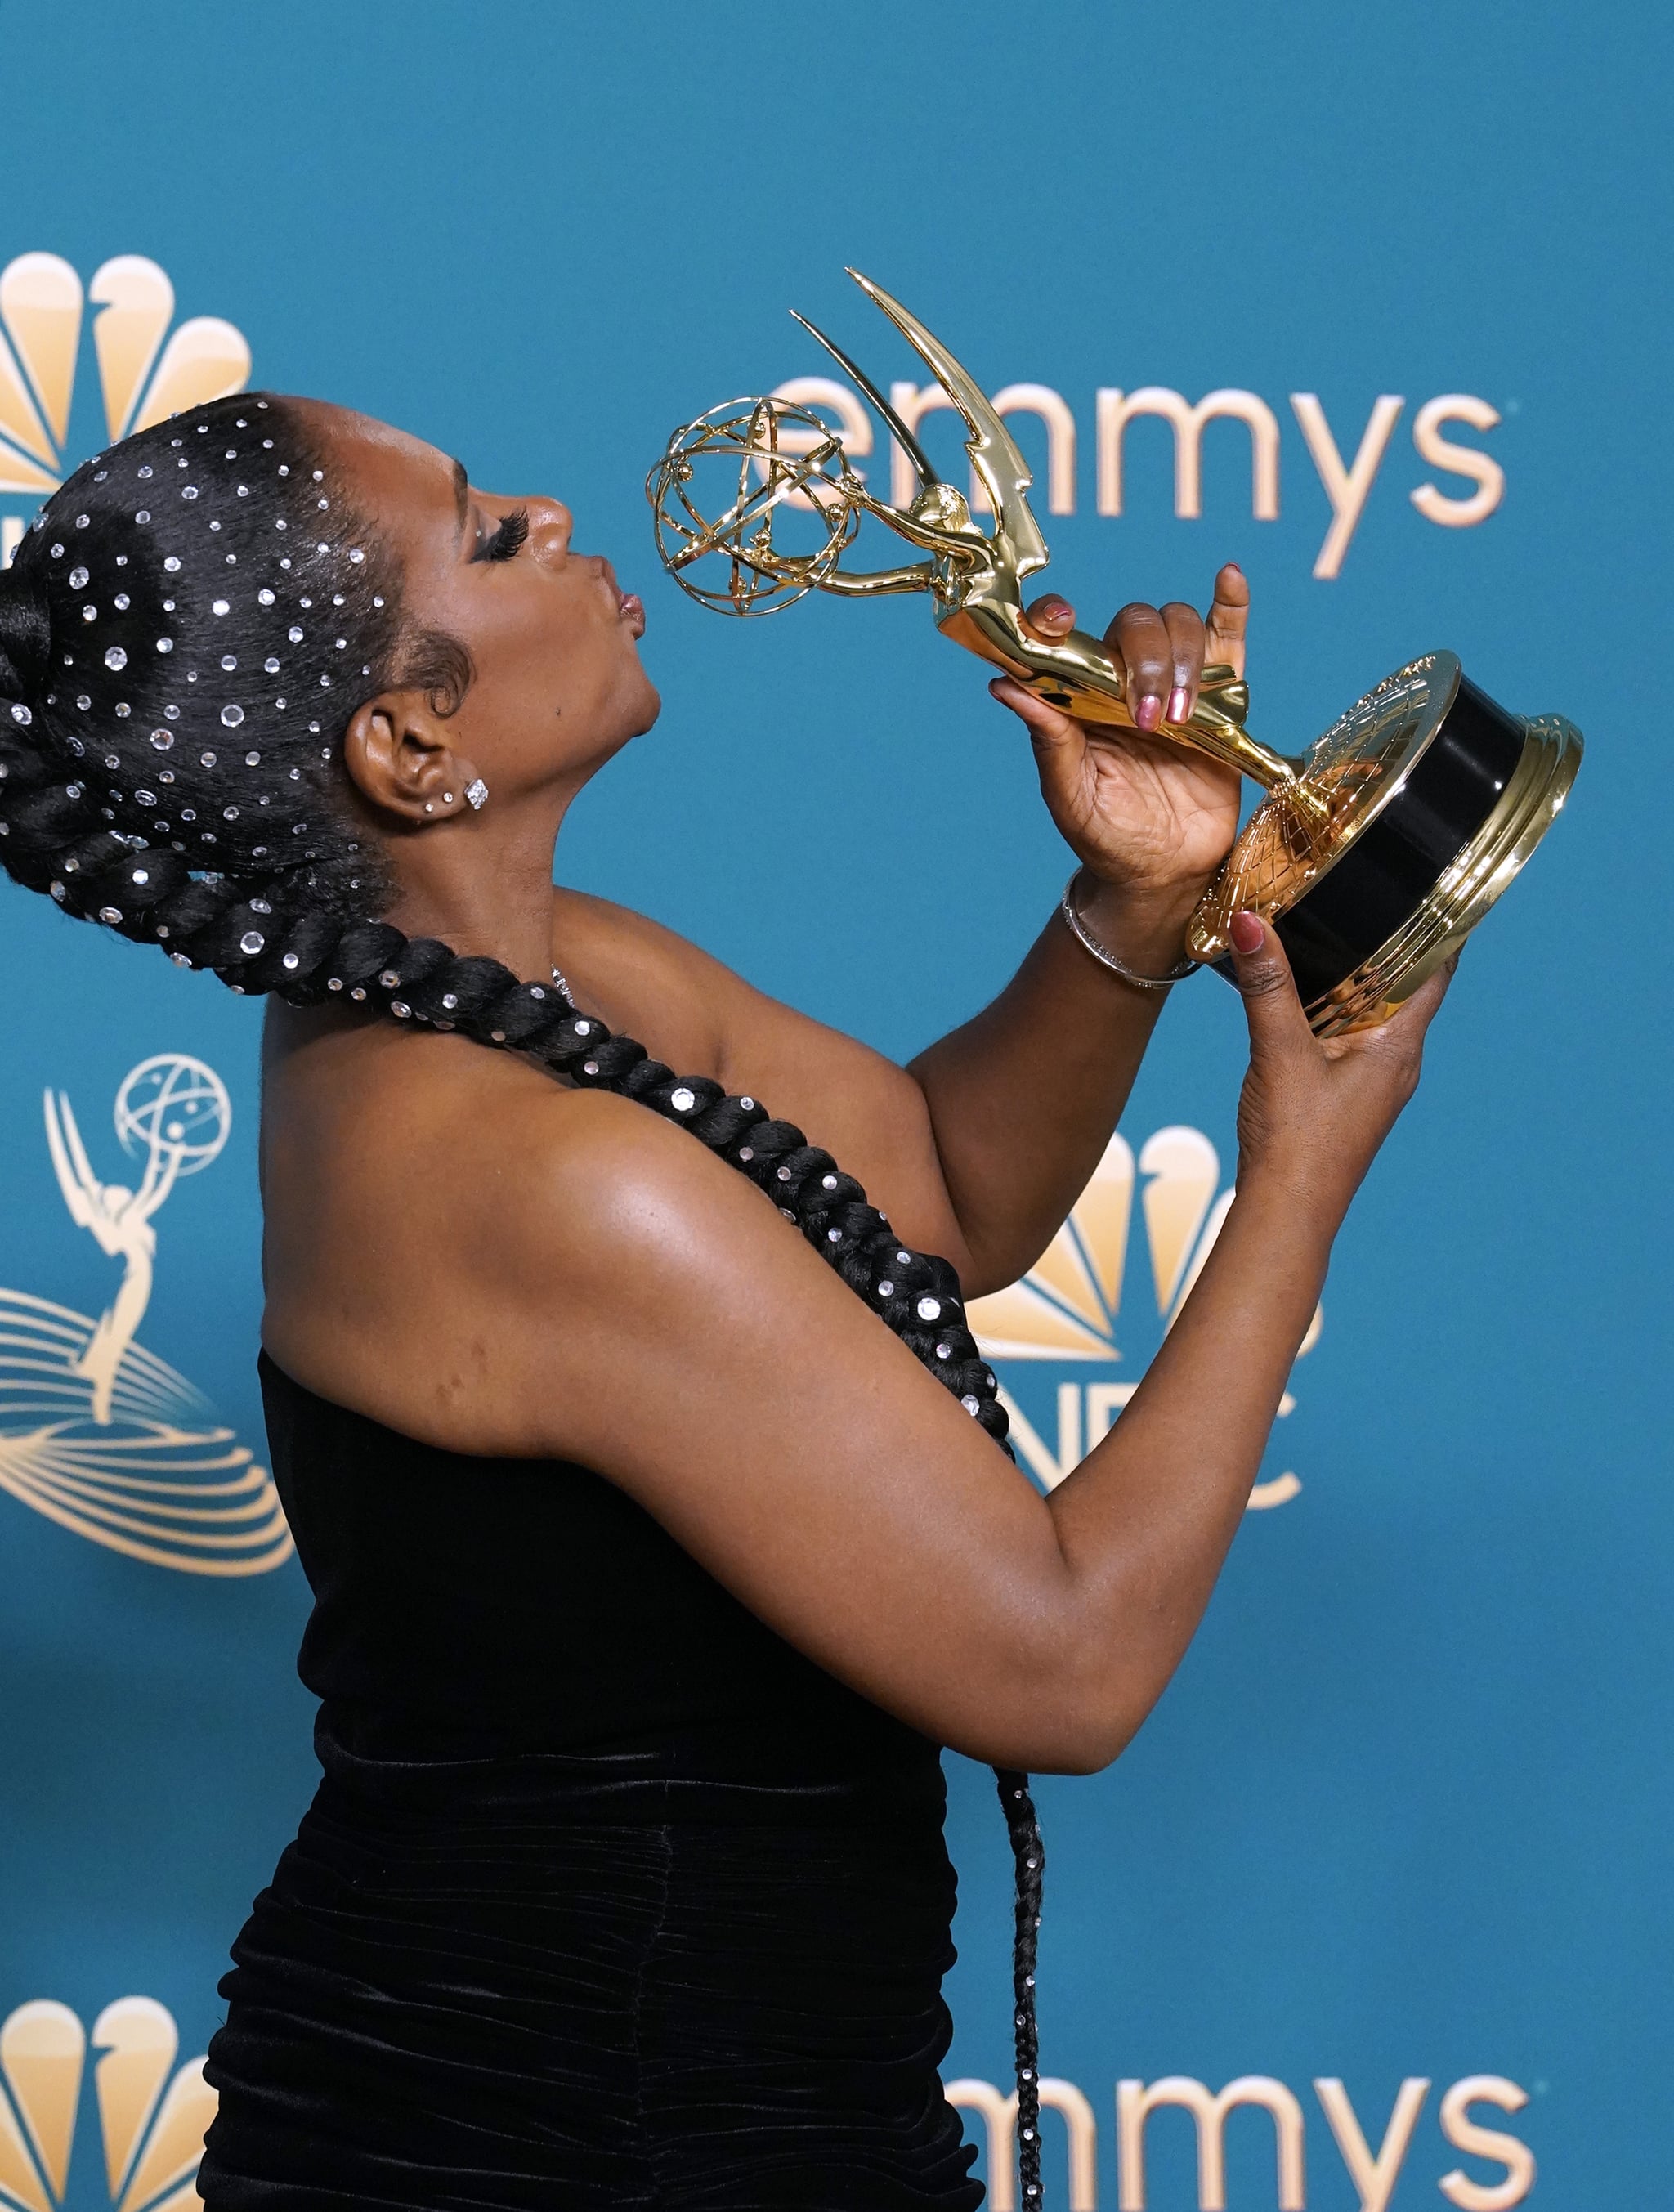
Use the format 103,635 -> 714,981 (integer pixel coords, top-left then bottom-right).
451,459 -> 469,542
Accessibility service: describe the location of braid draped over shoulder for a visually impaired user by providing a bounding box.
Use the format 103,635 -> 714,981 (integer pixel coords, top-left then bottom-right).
0,393 -> 1048,2205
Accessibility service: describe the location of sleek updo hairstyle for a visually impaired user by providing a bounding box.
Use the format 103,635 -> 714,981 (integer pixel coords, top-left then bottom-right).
0,395 -> 1050,2205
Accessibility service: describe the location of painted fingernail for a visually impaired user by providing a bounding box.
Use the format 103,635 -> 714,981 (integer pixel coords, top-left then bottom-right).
1166,687 -> 1191,723
1227,562 -> 1243,575
1135,693 -> 1162,732
1229,911 -> 1264,954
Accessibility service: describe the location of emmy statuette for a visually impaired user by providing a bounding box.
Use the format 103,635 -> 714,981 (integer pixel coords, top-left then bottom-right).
647,272 -> 1581,1035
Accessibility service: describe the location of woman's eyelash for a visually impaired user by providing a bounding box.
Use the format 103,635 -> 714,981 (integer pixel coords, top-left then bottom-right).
475,508 -> 529,563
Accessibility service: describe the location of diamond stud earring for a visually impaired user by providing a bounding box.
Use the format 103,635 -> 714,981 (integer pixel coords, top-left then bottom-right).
465,777 -> 488,811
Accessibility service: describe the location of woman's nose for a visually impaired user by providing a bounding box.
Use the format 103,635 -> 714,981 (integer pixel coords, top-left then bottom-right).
526,499 -> 573,558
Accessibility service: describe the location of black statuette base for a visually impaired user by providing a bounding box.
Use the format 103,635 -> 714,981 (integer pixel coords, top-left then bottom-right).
1214,676 -> 1528,1008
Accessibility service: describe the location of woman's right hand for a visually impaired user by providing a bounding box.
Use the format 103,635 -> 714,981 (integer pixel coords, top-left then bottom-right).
1228,911 -> 1455,1225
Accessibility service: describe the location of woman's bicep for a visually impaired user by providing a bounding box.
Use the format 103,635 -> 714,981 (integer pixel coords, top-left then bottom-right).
494,1096 -> 1071,1760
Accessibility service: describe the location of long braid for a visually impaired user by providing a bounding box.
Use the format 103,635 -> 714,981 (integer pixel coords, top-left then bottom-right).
0,396 -> 1049,2201
999,1767 -> 1046,2207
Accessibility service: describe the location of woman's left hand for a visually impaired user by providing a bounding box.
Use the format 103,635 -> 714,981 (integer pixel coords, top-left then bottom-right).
989,562 -> 1250,935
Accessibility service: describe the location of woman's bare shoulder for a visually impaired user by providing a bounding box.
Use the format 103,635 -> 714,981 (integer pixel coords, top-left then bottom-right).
260,1017 -> 786,1452
549,885 -> 746,1075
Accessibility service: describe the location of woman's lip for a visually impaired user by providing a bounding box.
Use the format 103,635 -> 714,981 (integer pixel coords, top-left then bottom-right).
620,590 -> 645,638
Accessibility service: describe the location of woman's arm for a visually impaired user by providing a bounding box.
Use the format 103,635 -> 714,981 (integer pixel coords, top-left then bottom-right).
377,921 -> 1449,1775
553,571 -> 1251,1293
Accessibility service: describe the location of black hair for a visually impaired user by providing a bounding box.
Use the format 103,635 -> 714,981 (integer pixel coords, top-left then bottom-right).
0,392 -> 1047,2205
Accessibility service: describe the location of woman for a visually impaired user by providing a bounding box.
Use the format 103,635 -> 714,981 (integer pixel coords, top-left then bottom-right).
0,395 -> 1448,2209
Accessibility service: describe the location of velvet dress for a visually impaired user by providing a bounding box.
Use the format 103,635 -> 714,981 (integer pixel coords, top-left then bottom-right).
196,1355 -> 984,2210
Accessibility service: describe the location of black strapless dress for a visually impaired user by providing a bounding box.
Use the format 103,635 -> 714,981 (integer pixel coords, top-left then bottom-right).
198,1355 -> 982,2211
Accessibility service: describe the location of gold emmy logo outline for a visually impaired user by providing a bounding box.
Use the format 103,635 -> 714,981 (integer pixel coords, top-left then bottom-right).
0,252 -> 249,523
966,1127 -> 1318,1509
0,1053 -> 291,1576
0,1997 -> 213,2212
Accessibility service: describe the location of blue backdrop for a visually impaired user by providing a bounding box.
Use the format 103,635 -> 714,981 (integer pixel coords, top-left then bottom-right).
0,4 -> 1666,2208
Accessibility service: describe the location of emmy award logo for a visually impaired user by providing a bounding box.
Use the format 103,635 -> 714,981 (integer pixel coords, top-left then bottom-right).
0,1054 -> 290,1576
45,1057 -> 230,1426
966,1127 -> 1316,1511
0,251 -> 250,566
0,1997 -> 213,2212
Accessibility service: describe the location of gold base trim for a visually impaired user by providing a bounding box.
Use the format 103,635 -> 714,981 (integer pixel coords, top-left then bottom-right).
1300,714 -> 1582,1037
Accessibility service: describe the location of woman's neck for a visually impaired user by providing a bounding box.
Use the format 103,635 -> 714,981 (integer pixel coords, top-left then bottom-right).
379,798 -> 566,983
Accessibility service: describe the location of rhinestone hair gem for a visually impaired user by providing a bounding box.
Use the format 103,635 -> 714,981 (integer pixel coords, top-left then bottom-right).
239,930 -> 265,955
104,647 -> 127,671
221,705 -> 245,727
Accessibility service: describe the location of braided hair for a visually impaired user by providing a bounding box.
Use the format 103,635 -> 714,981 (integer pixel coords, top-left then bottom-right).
0,392 -> 1048,2205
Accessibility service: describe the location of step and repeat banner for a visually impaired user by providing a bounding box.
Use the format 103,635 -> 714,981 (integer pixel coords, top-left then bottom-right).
0,4 -> 1665,2208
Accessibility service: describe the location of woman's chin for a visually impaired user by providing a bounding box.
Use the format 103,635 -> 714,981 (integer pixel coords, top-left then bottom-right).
628,674 -> 662,734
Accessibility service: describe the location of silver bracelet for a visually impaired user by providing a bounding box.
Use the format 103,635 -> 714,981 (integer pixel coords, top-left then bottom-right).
1059,869 -> 1200,990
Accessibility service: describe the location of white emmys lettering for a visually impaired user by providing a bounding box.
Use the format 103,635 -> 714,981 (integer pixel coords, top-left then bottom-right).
966,1128 -> 1316,1511
0,1053 -> 292,1575
949,2071 -> 1536,2212
772,374 -> 1503,579
0,1996 -> 214,2212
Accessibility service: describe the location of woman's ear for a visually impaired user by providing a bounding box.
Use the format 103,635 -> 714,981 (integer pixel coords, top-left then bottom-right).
342,691 -> 481,826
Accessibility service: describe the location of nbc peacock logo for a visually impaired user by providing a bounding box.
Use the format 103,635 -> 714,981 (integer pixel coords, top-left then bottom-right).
0,1999 -> 213,2212
966,1126 -> 1318,1508
0,252 -> 250,564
